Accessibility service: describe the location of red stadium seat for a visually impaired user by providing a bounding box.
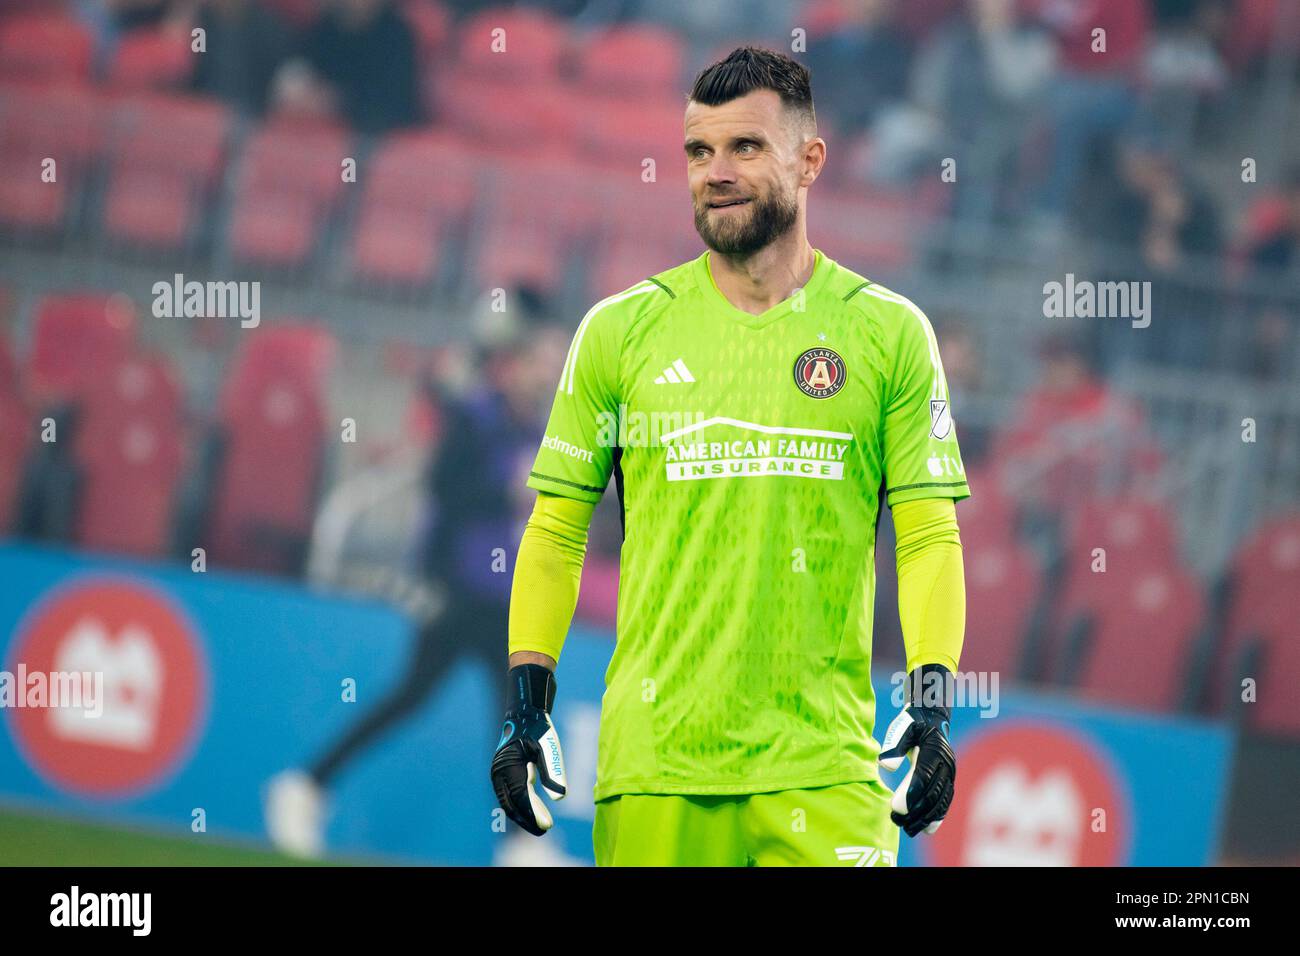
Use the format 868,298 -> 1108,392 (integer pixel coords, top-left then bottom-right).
954,466 -> 1016,547
577,94 -> 686,165
1062,496 -> 1182,573
361,129 -> 477,219
0,80 -> 103,231
103,94 -> 230,248
456,6 -> 569,81
961,536 -> 1043,681
352,203 -> 444,287
404,0 -> 451,63
228,119 -> 350,269
207,323 -> 337,575
589,236 -> 685,299
432,70 -> 575,150
1045,496 -> 1190,691
1073,567 -> 1206,713
0,334 -> 29,532
72,354 -> 185,557
575,24 -> 684,98
1210,514 -> 1300,734
106,26 -> 194,91
810,186 -> 922,274
0,14 -> 93,83
349,128 -> 475,286
26,292 -> 137,407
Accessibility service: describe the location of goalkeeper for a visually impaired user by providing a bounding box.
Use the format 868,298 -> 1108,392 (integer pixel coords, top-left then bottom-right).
491,46 -> 967,866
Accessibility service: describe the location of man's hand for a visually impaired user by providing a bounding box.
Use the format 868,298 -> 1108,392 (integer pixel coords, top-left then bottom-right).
878,664 -> 957,837
490,663 -> 567,836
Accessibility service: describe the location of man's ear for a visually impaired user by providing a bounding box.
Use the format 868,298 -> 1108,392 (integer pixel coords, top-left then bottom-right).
801,136 -> 827,187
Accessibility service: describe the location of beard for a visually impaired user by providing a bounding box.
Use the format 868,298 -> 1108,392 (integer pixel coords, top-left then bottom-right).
694,185 -> 799,256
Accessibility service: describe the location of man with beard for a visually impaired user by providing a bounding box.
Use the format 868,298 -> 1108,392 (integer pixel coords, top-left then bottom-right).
490,47 -> 970,866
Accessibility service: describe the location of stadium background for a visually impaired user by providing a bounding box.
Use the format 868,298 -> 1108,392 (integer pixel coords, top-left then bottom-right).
0,0 -> 1296,865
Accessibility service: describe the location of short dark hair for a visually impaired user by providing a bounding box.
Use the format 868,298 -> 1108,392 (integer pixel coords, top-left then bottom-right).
688,46 -> 816,137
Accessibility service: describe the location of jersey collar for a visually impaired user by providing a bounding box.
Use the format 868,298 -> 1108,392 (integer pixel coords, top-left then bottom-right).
696,247 -> 831,331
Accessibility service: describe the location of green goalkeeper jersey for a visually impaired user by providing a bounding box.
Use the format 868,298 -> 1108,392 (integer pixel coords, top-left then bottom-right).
527,248 -> 970,800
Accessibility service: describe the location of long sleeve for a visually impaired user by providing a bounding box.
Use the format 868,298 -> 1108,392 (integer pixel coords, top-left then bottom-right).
894,497 -> 966,674
507,491 -> 596,661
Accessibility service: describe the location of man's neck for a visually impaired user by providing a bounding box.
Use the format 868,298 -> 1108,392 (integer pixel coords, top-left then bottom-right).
709,235 -> 817,316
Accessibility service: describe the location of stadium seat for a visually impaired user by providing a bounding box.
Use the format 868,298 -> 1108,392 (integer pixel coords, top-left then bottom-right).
472,146 -> 605,293
0,13 -> 93,83
1061,495 -> 1183,573
26,292 -> 137,407
0,80 -> 103,232
349,129 -> 476,286
72,354 -> 185,558
574,24 -> 684,98
1070,567 -> 1206,713
954,466 -> 1016,547
403,0 -> 451,64
810,186 -> 921,274
203,323 -> 337,575
0,334 -> 29,533
106,26 -> 194,91
1044,495 -> 1192,695
1209,514 -> 1300,735
577,94 -> 687,166
352,203 -> 444,288
455,6 -> 569,81
589,236 -> 687,299
103,94 -> 230,249
960,536 -> 1043,681
228,119 -> 350,270
432,70 -> 575,150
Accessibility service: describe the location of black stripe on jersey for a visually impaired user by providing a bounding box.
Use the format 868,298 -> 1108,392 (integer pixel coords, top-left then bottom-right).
887,480 -> 969,494
842,280 -> 873,301
528,471 -> 605,493
612,447 -> 626,540
646,276 -> 676,298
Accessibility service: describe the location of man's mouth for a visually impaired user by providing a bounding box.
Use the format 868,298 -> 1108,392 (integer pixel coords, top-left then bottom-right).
708,198 -> 750,209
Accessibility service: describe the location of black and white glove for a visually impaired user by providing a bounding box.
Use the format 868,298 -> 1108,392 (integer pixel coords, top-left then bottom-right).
878,663 -> 957,837
490,664 -> 567,836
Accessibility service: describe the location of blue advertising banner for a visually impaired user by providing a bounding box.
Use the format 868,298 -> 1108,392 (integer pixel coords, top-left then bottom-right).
0,544 -> 1233,866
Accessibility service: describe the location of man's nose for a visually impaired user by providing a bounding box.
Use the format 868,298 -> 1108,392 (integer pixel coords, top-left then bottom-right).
705,155 -> 738,184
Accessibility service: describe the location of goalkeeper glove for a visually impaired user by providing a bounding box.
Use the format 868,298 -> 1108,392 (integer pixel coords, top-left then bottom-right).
490,663 -> 567,836
878,663 -> 957,837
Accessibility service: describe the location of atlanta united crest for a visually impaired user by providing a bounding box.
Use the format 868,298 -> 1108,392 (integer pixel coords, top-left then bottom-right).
793,347 -> 847,399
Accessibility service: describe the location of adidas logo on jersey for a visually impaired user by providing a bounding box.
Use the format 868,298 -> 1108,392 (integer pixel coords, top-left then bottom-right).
654,359 -> 695,384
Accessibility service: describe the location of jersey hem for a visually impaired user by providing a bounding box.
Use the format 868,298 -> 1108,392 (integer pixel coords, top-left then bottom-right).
526,473 -> 604,503
887,483 -> 971,508
592,767 -> 880,802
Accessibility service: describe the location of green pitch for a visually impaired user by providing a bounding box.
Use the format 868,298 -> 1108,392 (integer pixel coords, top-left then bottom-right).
0,807 -> 345,866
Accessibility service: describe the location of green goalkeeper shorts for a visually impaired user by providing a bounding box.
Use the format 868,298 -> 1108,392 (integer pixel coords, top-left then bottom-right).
592,780 -> 900,867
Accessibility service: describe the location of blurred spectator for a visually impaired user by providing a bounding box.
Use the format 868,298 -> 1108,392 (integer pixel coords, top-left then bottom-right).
294,305 -> 570,805
1032,0 -> 1149,216
274,0 -> 421,133
991,330 -> 1161,518
934,319 -> 992,465
876,0 -> 1055,215
1243,167 -> 1300,278
190,0 -> 296,116
1141,0 -> 1229,148
802,0 -> 914,139
1074,133 -> 1223,370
